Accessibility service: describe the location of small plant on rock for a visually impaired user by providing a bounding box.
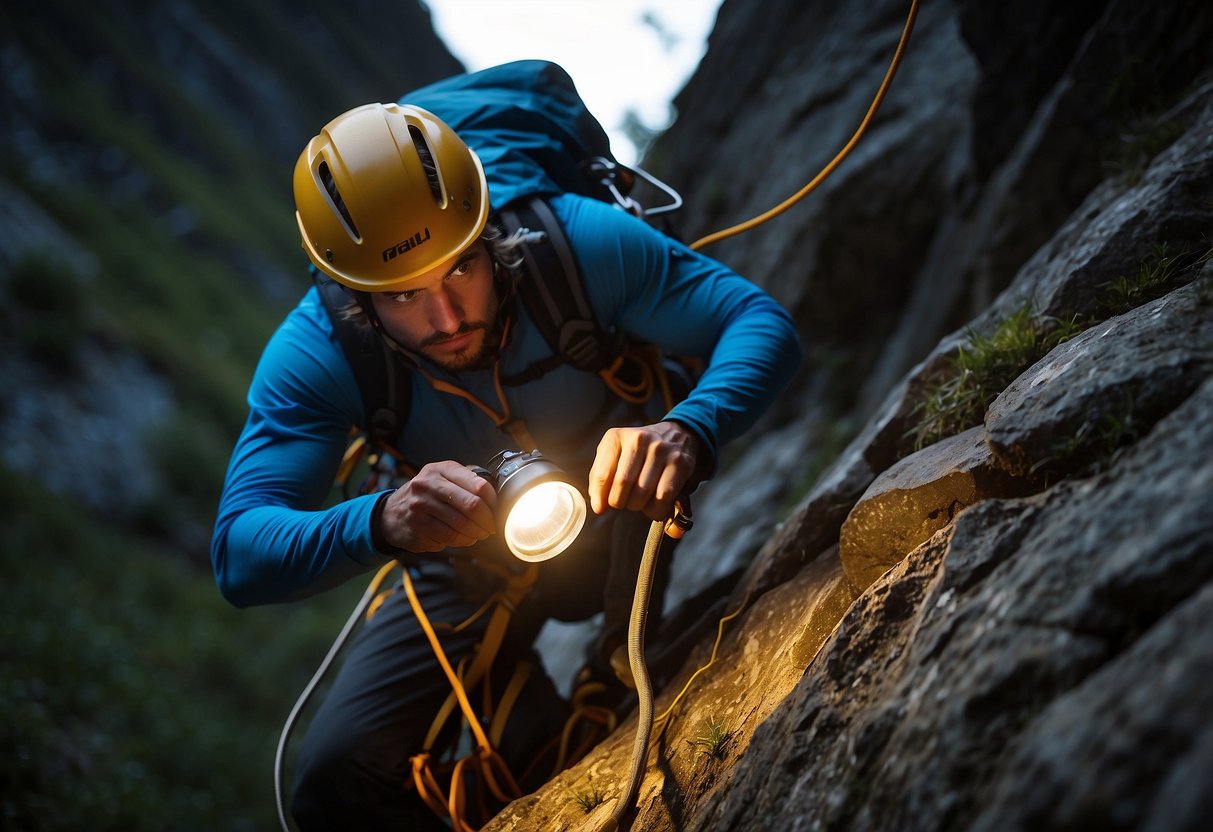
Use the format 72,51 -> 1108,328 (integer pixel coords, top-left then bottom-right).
687,717 -> 732,760
908,303 -> 1084,451
1098,242 -> 1206,316
569,784 -> 605,814
1034,389 -> 1144,478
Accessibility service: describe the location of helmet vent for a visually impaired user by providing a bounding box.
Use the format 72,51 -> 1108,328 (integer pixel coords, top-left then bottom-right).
317,160 -> 361,240
409,125 -> 444,205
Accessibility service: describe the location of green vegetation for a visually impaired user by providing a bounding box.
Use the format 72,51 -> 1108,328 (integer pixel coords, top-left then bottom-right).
0,468 -> 367,831
686,717 -> 732,760
1034,392 -> 1144,477
908,304 -> 1084,451
0,4 -> 464,829
2,252 -> 93,374
569,783 -> 606,813
1099,243 -> 1211,316
907,242 -> 1209,459
1103,113 -> 1191,185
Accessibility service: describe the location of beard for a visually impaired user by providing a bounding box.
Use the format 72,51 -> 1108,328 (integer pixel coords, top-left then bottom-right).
418,322 -> 496,371
414,290 -> 503,371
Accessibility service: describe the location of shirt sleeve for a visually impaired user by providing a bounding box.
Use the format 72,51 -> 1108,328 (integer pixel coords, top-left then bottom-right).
554,194 -> 802,467
209,289 -> 392,607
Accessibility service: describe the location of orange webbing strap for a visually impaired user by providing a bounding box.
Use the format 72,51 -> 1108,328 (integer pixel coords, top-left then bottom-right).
403,568 -> 496,752
489,661 -> 534,747
549,680 -> 619,777
418,565 -> 538,752
598,342 -> 684,411
363,561 -> 401,621
335,433 -> 369,487
414,359 -> 538,451
403,564 -> 538,830
418,597 -> 513,753
598,348 -> 654,405
411,754 -> 455,820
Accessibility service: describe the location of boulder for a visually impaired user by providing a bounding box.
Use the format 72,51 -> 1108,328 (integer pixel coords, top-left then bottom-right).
486,545 -> 857,832
839,425 -> 1029,591
986,281 -> 1213,477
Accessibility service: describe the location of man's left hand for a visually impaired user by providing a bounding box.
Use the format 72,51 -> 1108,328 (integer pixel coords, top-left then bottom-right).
588,420 -> 699,521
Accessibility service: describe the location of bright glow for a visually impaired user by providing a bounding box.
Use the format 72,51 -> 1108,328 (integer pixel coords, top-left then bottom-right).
504,481 -> 587,562
422,0 -> 723,165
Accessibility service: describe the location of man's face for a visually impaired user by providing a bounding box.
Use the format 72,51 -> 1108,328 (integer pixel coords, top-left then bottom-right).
370,242 -> 500,371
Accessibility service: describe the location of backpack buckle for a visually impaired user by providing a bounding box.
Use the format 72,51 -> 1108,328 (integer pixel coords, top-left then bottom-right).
559,319 -> 610,370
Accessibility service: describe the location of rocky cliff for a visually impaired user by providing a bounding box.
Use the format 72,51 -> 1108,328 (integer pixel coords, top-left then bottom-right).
487,1 -> 1213,829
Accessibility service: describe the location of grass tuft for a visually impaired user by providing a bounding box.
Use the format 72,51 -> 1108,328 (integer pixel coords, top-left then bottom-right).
1099,243 -> 1211,316
569,784 -> 606,814
908,304 -> 1084,451
1032,389 -> 1144,477
686,717 -> 732,760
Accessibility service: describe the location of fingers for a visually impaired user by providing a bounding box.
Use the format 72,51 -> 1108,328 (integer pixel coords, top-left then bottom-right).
588,422 -> 698,521
379,461 -> 497,553
588,431 -> 621,515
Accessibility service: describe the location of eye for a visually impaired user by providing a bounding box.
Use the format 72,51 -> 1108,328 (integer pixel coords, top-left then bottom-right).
388,289 -> 420,304
448,252 -> 482,281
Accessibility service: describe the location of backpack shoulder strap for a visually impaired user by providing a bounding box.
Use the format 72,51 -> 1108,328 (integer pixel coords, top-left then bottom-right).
312,270 -> 412,448
497,197 -> 620,375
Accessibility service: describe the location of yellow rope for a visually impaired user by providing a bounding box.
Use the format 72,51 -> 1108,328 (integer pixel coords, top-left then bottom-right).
689,0 -> 920,252
655,584 -> 753,725
649,3 -> 923,727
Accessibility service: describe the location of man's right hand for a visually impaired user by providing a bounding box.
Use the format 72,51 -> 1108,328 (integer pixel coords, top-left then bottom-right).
378,461 -> 497,553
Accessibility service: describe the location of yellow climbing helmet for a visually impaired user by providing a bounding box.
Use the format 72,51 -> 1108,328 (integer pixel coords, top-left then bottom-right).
293,103 -> 490,293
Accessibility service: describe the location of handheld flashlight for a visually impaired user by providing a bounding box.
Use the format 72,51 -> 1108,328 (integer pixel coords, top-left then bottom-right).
478,450 -> 587,562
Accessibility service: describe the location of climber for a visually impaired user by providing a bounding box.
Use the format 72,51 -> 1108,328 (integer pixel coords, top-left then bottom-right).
209,62 -> 800,831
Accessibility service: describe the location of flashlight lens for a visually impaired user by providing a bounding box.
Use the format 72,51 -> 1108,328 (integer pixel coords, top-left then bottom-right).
504,481 -> 587,562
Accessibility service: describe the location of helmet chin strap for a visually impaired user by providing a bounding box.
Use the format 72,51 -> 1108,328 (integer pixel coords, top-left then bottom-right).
355,290 -> 411,357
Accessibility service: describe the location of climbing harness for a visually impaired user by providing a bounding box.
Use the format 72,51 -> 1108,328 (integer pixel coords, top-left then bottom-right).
400,559 -> 536,831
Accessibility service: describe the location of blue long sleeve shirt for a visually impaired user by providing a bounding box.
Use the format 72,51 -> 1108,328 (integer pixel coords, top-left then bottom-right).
211,193 -> 800,607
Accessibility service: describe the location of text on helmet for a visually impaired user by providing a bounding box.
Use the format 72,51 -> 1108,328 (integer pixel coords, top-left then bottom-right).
383,227 -> 432,262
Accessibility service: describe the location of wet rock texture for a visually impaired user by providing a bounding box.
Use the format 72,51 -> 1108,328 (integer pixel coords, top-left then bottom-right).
488,0 -> 1213,829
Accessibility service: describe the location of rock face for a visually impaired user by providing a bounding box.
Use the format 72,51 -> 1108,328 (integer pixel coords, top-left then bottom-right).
700,378 -> 1213,832
986,282 -> 1213,477
839,425 -> 1028,591
487,1 -> 1213,830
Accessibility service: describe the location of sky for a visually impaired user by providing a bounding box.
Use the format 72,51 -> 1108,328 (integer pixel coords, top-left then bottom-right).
422,0 -> 724,165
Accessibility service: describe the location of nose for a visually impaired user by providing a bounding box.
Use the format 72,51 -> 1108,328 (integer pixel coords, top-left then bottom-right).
427,287 -> 464,334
